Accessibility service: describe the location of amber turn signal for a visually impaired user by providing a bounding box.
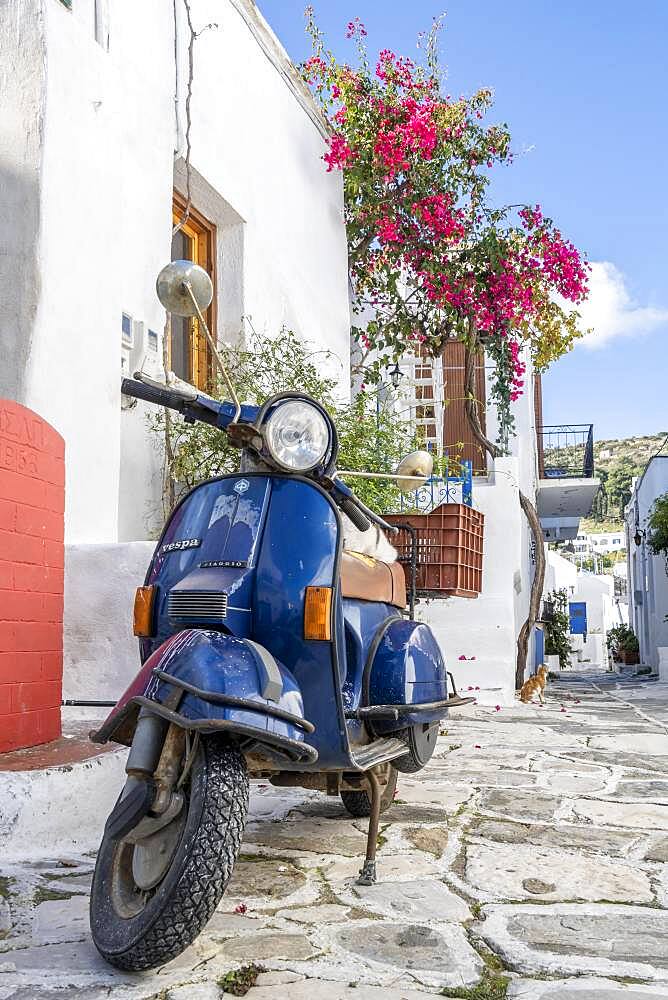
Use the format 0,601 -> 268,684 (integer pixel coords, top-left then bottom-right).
133,585 -> 156,637
304,586 -> 332,641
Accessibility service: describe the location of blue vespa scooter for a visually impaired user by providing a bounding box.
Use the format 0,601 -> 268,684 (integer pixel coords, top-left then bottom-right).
89,261 -> 473,971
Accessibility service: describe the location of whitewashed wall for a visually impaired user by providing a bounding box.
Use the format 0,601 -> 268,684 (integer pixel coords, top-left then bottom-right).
485,346 -> 540,676
625,457 -> 668,672
572,574 -> 614,667
417,354 -> 543,704
545,550 -> 578,595
63,542 -> 154,701
418,457 -> 525,707
2,0 -> 350,545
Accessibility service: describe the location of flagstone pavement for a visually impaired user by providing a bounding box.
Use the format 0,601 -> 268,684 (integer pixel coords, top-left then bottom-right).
3,668 -> 668,999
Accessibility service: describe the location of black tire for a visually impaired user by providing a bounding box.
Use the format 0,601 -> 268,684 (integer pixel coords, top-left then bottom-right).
340,766 -> 398,818
90,737 -> 248,971
393,721 -> 439,773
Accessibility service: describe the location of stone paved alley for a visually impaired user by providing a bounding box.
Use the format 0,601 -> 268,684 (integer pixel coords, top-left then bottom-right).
2,669 -> 668,999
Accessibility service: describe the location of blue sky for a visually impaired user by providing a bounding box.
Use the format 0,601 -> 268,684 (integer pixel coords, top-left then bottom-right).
260,0 -> 668,440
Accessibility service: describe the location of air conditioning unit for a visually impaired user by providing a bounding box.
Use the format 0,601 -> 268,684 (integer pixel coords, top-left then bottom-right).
121,316 -> 161,409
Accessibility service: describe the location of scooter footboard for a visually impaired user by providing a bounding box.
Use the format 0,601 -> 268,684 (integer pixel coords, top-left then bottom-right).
91,630 -> 317,762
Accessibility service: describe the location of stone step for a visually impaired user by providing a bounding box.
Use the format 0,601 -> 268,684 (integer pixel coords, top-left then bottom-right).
0,714 -> 127,861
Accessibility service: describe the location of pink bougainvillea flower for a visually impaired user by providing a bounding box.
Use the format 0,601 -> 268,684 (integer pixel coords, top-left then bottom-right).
475,686 -> 480,691
467,685 -> 474,691
560,708 -> 567,713
494,705 -> 501,712
474,744 -> 482,749
458,654 -> 467,660
234,903 -> 248,915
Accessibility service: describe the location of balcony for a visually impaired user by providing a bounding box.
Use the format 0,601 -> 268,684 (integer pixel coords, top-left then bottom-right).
537,424 -> 600,541
539,424 -> 595,479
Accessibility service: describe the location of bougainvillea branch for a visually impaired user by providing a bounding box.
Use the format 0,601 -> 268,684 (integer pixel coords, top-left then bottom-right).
302,9 -> 589,443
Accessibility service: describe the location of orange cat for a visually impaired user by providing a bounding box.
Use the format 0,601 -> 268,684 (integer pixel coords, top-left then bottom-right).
519,665 -> 549,704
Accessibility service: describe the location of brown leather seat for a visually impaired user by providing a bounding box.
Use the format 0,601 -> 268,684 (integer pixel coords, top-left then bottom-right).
340,551 -> 407,609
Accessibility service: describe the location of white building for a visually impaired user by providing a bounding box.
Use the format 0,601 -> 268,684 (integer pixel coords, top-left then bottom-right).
1,0 -> 350,546
1,0 -> 350,699
543,550 -> 624,670
573,531 -> 626,557
625,456 -> 668,674
401,350 -> 600,704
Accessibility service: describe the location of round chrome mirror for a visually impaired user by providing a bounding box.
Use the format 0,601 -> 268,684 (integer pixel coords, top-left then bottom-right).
396,450 -> 433,492
156,260 -> 213,317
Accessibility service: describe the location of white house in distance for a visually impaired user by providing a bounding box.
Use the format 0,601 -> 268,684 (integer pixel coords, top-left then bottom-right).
543,549 -> 624,671
573,530 -> 626,557
625,455 -> 668,675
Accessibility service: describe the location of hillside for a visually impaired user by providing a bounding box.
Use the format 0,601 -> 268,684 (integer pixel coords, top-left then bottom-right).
593,432 -> 667,471
580,431 -> 667,530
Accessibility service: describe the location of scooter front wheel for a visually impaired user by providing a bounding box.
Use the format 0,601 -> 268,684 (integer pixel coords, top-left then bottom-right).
90,736 -> 248,971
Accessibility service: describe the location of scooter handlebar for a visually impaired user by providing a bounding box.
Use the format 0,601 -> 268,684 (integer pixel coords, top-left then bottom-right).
337,495 -> 371,532
121,378 -> 189,412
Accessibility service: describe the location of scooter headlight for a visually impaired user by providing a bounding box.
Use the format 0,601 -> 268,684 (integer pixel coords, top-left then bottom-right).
264,399 -> 331,472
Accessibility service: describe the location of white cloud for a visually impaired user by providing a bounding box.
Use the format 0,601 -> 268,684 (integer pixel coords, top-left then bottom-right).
575,261 -> 668,349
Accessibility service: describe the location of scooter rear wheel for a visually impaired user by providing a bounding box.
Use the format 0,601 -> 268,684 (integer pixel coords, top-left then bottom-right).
340,765 -> 398,818
393,721 -> 440,773
90,736 -> 248,971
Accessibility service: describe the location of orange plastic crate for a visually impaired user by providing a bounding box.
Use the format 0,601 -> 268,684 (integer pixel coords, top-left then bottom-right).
385,503 -> 484,598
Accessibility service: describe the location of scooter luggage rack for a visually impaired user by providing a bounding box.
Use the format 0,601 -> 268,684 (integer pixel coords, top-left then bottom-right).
385,503 -> 484,599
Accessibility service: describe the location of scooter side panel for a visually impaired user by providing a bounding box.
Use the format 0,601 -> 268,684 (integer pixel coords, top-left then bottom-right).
341,598 -> 399,712
141,476 -> 272,656
367,619 -> 449,727
252,478 -> 353,770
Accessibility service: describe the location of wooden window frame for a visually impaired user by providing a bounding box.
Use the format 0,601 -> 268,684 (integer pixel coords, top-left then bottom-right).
171,193 -> 217,390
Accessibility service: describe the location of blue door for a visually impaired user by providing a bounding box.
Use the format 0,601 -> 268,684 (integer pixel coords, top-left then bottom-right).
569,602 -> 587,636
534,625 -> 545,668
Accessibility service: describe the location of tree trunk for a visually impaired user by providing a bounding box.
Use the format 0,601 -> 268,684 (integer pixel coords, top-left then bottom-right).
463,328 -> 545,691
516,489 -> 546,688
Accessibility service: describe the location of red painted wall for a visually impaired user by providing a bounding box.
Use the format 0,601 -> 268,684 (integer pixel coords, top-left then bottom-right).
0,401 -> 65,753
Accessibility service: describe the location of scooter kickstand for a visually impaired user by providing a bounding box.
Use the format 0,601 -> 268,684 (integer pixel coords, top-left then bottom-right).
356,770 -> 381,886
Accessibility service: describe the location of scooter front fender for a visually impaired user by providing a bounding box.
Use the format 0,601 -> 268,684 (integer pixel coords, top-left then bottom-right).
91,630 -> 317,762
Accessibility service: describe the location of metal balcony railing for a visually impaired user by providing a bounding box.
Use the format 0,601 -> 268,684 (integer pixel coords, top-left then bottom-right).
383,460 -> 474,514
539,424 -> 595,479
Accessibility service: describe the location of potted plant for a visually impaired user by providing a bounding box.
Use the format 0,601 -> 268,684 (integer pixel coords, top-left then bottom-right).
544,589 -> 573,670
606,624 -> 639,665
619,631 -> 640,665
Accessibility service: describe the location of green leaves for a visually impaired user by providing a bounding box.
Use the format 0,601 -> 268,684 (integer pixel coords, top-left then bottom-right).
544,589 -> 573,669
151,328 -> 417,514
648,493 -> 668,557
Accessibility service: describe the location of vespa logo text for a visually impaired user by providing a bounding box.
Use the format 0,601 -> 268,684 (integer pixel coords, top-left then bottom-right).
161,538 -> 201,555
233,479 -> 250,495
